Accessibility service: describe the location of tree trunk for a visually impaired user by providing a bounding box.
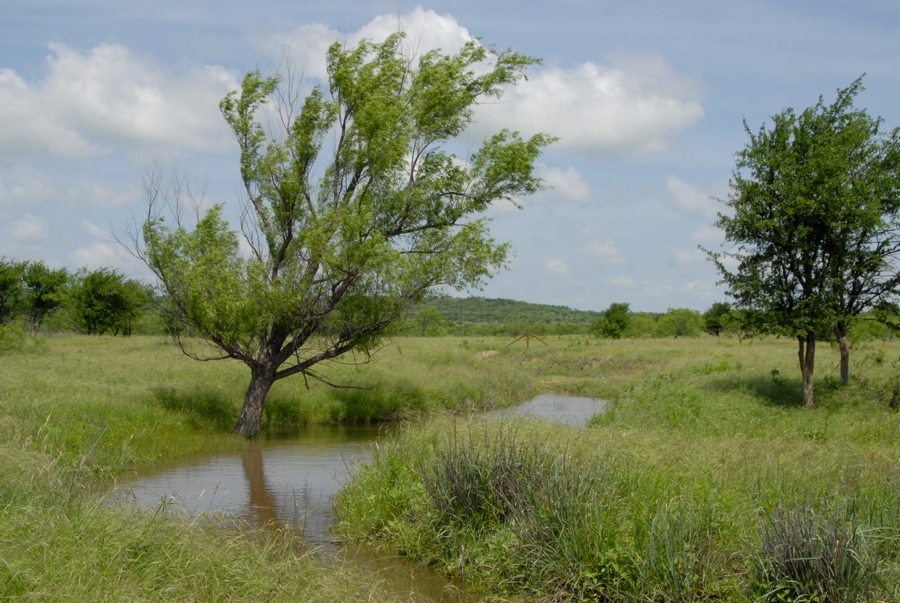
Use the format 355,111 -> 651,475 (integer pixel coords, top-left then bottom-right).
797,334 -> 816,409
235,365 -> 276,438
834,321 -> 850,385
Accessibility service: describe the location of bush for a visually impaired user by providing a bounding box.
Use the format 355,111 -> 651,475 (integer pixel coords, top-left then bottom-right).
0,322 -> 25,353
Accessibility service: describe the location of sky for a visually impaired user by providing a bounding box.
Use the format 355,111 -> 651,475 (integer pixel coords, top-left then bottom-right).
2,1 -> 899,313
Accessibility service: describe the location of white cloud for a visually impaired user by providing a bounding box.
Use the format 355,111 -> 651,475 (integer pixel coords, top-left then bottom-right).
260,9 -> 703,160
578,229 -> 626,265
0,212 -> 49,259
683,281 -> 718,295
11,214 -> 48,242
0,168 -> 138,210
70,241 -> 121,269
70,219 -> 141,272
0,168 -> 56,208
475,55 -> 704,159
0,43 -> 239,164
691,224 -> 724,246
264,7 -> 472,81
544,258 -> 570,275
608,275 -> 637,289
536,165 -> 590,201
666,175 -> 718,219
672,247 -> 705,264
80,219 -> 111,240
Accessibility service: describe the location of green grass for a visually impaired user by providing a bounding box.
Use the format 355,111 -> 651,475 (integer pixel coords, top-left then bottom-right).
335,335 -> 900,602
0,333 -> 534,601
6,332 -> 900,601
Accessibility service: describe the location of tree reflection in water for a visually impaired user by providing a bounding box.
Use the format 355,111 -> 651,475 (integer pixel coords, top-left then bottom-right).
241,444 -> 280,529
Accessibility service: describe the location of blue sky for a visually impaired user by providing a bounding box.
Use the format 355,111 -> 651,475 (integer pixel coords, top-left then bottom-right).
2,1 -> 898,312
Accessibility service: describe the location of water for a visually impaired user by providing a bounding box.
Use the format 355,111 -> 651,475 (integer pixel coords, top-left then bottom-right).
124,424 -> 384,541
122,394 -> 606,601
483,393 -> 606,426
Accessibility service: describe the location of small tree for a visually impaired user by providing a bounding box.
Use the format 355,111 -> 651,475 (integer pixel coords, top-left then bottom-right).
703,302 -> 733,336
625,313 -> 658,338
70,268 -> 148,336
654,308 -> 704,338
412,306 -> 447,337
591,302 -> 631,339
138,34 -> 553,437
21,262 -> 68,335
708,78 -> 900,407
0,259 -> 26,325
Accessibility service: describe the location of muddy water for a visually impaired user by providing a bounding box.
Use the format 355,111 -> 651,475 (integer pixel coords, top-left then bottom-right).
124,394 -> 606,601
126,425 -> 384,540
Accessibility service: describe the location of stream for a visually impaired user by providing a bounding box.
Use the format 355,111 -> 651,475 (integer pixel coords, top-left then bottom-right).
122,394 -> 604,601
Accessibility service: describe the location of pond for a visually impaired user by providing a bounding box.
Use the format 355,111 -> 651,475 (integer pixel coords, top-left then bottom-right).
122,394 -> 605,601
482,393 -> 606,426
125,424 -> 385,541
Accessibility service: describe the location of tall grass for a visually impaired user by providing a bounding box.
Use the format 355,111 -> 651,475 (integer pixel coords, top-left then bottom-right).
336,336 -> 900,601
753,504 -> 879,603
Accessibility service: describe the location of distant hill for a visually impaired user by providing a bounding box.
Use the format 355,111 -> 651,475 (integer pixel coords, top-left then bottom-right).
417,296 -> 603,328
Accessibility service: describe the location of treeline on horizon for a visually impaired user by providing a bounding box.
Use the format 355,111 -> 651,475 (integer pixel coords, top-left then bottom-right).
3,257 -> 898,346
407,296 -> 900,341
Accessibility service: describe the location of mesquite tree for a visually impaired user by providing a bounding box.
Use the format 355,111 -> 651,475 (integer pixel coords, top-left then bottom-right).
139,34 -> 553,437
708,78 -> 900,407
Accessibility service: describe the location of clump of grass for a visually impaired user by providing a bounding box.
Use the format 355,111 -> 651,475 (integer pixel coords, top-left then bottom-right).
343,422 -> 722,600
420,427 -> 545,525
753,504 -> 879,603
635,498 -> 718,603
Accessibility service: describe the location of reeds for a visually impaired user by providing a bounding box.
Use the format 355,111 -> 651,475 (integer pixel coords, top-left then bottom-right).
753,504 -> 879,603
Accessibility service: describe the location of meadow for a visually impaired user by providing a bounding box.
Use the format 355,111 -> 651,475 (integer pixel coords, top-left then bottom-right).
0,333 -> 531,601
2,332 -> 899,601
335,336 -> 900,602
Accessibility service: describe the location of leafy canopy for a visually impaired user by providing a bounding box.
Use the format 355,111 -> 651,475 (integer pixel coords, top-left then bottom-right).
140,34 -> 554,435
708,77 -> 900,339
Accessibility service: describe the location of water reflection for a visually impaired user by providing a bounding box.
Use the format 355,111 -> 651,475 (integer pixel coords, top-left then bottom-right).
125,395 -> 606,601
128,395 -> 607,533
126,424 -> 383,541
241,445 -> 278,528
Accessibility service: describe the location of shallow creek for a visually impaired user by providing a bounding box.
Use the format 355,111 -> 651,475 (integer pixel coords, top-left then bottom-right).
123,394 -> 604,601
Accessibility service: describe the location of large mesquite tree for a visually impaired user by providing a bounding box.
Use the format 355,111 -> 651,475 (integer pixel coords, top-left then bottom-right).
140,34 -> 553,437
708,78 -> 900,408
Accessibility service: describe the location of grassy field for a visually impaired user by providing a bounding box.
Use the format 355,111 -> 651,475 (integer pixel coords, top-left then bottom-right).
335,335 -> 900,602
0,333 -> 533,601
3,332 -> 900,601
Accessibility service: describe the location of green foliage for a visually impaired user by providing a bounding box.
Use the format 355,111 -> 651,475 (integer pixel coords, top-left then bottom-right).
708,77 -> 900,403
592,302 -> 632,339
655,308 -> 704,338
69,268 -> 151,336
337,337 -> 900,601
420,295 -> 602,334
703,301 -> 735,336
710,77 -> 900,339
408,305 -> 447,336
0,258 -> 26,324
626,313 -> 659,338
0,321 -> 26,353
141,34 -> 553,436
20,261 -> 68,335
